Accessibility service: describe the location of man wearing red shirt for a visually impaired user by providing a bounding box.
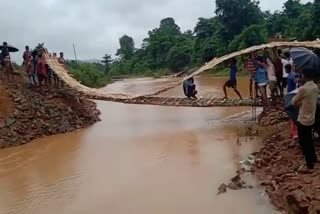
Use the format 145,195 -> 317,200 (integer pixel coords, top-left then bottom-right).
37,53 -> 47,87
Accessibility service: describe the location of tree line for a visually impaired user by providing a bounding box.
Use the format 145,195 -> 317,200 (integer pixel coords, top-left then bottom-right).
71,0 -> 320,87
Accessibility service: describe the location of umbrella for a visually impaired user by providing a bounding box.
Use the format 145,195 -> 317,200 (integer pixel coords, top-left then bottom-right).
290,47 -> 320,73
285,89 -> 320,125
0,44 -> 19,52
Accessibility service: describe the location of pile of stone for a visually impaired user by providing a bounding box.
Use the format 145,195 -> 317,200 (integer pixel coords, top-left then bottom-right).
258,107 -> 288,126
0,82 -> 101,148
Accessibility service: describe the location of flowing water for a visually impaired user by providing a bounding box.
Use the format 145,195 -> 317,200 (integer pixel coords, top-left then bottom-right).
0,76 -> 277,214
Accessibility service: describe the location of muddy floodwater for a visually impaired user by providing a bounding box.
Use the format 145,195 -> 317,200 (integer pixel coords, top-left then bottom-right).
0,76 -> 277,214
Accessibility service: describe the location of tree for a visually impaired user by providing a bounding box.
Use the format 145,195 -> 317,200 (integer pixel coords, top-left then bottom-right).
229,24 -> 268,52
142,17 -> 183,69
194,17 -> 217,39
166,46 -> 191,72
102,54 -> 113,74
184,30 -> 194,37
284,0 -> 303,19
159,17 -> 181,35
265,11 -> 288,38
193,17 -> 226,64
116,35 -> 135,60
294,10 -> 313,40
311,0 -> 320,38
215,0 -> 264,41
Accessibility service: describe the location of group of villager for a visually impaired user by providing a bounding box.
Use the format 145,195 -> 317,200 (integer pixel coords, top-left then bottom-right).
228,47 -> 319,170
183,46 -> 320,170
22,45 -> 66,90
0,42 -> 66,91
183,48 -> 297,106
222,48 -> 296,107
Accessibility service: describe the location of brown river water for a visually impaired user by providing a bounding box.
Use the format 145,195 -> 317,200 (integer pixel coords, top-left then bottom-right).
0,76 -> 277,214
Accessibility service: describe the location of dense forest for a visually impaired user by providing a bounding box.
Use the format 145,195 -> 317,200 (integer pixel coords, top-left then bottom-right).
69,0 -> 320,87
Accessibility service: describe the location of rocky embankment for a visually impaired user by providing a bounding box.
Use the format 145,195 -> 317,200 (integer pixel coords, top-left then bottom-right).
253,108 -> 320,214
217,106 -> 320,213
0,78 -> 101,149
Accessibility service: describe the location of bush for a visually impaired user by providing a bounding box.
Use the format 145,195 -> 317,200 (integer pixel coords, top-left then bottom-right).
67,62 -> 110,88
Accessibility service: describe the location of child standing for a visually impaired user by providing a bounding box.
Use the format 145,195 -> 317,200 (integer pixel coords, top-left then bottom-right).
26,56 -> 37,87
286,64 -> 298,144
255,56 -> 269,108
286,64 -> 297,94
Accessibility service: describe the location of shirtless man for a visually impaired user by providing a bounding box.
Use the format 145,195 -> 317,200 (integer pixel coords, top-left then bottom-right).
58,52 -> 66,68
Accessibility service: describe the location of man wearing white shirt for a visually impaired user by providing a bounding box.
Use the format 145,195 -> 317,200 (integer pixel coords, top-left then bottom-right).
274,49 -> 293,96
292,69 -> 319,169
281,52 -> 293,91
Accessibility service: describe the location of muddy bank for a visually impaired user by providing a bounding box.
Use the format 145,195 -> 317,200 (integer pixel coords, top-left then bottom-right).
0,78 -> 101,149
252,108 -> 320,213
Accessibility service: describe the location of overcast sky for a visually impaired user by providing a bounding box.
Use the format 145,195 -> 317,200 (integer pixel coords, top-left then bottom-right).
1,0 -> 311,63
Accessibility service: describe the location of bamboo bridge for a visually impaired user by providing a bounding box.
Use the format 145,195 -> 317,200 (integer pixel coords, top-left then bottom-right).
44,41 -> 320,108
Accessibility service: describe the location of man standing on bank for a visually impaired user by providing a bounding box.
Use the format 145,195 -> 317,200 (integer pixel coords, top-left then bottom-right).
292,69 -> 319,169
